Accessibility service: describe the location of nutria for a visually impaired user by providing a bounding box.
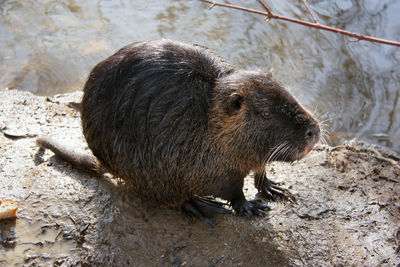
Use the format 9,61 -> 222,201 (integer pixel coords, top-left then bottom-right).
37,39 -> 320,226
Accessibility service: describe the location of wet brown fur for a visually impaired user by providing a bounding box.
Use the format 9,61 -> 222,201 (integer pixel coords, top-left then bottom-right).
38,39 -> 320,209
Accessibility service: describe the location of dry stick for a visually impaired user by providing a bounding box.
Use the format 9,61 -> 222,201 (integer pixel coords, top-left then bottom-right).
199,0 -> 400,47
300,0 -> 319,24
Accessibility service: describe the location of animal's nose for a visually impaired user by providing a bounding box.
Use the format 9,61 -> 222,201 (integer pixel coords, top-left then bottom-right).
305,124 -> 320,143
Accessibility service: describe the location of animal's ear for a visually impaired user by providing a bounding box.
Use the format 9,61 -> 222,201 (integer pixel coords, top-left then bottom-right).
226,92 -> 244,114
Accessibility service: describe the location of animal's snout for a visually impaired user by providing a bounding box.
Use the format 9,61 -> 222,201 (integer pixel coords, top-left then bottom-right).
305,123 -> 320,149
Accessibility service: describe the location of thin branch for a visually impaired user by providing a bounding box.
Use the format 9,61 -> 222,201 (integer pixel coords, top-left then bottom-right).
256,0 -> 273,17
201,0 -> 270,16
301,0 -> 319,24
199,0 -> 400,47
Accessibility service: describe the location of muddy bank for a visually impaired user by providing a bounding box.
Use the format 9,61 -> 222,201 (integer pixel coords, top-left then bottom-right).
0,88 -> 399,266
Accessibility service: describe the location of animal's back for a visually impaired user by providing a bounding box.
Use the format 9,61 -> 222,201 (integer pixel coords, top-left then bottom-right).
81,39 -> 234,205
37,39 -> 320,222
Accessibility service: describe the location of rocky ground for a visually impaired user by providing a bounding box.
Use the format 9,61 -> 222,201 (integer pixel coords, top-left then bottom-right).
1,88 -> 399,266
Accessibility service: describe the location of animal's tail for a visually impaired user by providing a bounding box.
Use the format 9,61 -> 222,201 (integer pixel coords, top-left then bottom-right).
36,136 -> 106,175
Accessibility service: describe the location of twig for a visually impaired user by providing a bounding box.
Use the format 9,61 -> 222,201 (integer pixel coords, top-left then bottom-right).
301,0 -> 319,24
256,0 -> 273,18
55,229 -> 63,241
199,0 -> 400,47
201,0 -> 270,16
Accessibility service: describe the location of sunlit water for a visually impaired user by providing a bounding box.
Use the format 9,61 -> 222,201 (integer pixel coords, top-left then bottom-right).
0,0 -> 399,153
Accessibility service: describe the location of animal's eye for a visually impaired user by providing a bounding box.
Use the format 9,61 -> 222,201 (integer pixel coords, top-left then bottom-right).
261,111 -> 272,119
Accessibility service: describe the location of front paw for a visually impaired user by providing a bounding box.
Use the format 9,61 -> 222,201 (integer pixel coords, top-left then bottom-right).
255,173 -> 296,202
231,198 -> 270,219
259,178 -> 286,200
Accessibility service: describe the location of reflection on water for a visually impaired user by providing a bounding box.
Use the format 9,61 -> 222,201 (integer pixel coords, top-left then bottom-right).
0,0 -> 399,153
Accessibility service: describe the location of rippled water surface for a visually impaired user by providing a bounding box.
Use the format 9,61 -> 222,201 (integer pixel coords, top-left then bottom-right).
1,0 -> 399,152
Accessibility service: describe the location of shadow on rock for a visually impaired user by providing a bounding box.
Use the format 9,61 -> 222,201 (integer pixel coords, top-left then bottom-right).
39,154 -> 289,266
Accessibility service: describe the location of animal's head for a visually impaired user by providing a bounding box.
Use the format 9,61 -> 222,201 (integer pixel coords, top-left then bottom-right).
210,70 -> 320,170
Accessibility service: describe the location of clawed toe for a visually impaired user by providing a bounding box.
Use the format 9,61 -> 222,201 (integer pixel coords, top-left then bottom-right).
261,183 -> 285,199
181,196 -> 232,228
259,179 -> 296,203
249,199 -> 271,211
182,195 -> 271,226
255,172 -> 296,202
232,197 -> 270,219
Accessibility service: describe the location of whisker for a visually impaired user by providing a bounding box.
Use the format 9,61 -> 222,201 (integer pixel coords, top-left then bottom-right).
281,144 -> 294,162
318,118 -> 334,126
274,142 -> 291,161
265,141 -> 288,165
312,109 -> 334,124
312,104 -> 319,118
319,133 -> 327,145
256,172 -> 264,191
319,122 -> 330,129
320,112 -> 340,124
273,142 -> 291,163
320,128 -> 333,143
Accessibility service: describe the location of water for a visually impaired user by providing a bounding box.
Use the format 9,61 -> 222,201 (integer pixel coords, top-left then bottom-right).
0,0 -> 399,153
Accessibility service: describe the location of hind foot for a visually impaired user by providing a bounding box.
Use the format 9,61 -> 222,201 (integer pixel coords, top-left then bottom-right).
231,197 -> 270,219
181,196 -> 232,228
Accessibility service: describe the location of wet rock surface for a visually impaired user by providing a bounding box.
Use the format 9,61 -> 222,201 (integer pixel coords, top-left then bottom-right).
0,88 -> 399,266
